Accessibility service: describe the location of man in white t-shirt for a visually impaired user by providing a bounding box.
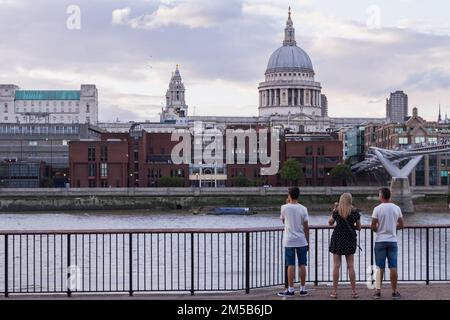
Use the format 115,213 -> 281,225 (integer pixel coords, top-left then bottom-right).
371,187 -> 405,300
277,187 -> 309,297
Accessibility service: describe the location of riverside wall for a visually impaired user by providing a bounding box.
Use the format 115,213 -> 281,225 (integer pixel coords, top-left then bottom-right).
0,187 -> 447,213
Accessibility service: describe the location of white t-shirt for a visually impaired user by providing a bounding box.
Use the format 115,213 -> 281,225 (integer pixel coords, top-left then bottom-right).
372,203 -> 403,242
280,203 -> 309,247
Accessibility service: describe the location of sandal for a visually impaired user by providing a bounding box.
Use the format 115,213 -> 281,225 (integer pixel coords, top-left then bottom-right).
352,292 -> 359,299
330,292 -> 338,299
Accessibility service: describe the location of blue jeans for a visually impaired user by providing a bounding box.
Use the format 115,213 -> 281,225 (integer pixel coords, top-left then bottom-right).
374,242 -> 398,269
285,246 -> 308,266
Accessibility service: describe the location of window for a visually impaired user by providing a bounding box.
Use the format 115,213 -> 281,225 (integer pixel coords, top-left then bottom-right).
415,136 -> 425,144
88,147 -> 95,161
399,137 -> 408,145
100,163 -> 107,177
86,103 -> 90,113
88,163 -> 96,177
88,180 -> 96,188
4,116 -> 8,121
86,116 -> 90,123
29,141 -> 38,146
305,146 -> 313,155
317,146 -> 325,155
100,145 -> 108,162
428,137 -> 438,144
4,103 -> 7,113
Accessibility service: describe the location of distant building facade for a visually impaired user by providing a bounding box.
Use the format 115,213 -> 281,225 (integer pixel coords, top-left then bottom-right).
0,160 -> 46,188
69,134 -> 129,188
364,108 -> 450,186
386,90 -> 408,123
0,123 -> 102,187
0,84 -> 98,125
284,133 -> 343,186
338,126 -> 365,165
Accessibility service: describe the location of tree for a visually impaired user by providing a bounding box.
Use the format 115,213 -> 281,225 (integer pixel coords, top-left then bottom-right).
40,177 -> 54,188
158,176 -> 184,187
233,175 -> 252,187
280,158 -> 303,186
330,163 -> 353,186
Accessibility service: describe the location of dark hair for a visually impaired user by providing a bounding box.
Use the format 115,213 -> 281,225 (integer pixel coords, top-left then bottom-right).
288,187 -> 300,200
379,187 -> 391,200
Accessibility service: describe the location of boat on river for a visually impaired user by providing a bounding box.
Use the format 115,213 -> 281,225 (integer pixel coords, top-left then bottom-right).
208,207 -> 255,215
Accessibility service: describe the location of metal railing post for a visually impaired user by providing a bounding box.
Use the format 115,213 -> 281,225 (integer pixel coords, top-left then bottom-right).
4,235 -> 8,298
67,234 -> 71,297
245,232 -> 250,294
190,233 -> 195,296
314,228 -> 318,286
129,233 -> 133,296
370,229 -> 374,268
426,227 -> 430,285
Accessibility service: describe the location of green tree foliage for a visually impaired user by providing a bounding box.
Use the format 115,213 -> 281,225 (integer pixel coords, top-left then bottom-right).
159,176 -> 184,187
280,158 -> 303,186
330,163 -> 353,186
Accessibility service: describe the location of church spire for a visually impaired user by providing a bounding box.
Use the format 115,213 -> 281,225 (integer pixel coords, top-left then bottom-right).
438,104 -> 442,122
283,6 -> 296,46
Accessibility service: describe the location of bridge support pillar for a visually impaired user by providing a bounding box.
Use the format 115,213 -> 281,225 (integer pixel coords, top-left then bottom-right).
390,177 -> 414,214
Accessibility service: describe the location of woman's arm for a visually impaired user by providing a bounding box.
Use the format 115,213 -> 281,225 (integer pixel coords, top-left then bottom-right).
354,219 -> 362,231
328,211 -> 336,226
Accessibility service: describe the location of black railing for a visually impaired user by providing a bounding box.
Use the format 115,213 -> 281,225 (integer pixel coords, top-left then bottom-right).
0,225 -> 448,296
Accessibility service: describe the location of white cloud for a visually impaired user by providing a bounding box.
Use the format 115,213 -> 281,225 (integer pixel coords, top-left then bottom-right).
111,0 -> 240,29
112,7 -> 131,26
0,0 -> 25,7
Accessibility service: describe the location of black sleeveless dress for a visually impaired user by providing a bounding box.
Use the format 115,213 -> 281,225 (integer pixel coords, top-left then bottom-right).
328,209 -> 361,256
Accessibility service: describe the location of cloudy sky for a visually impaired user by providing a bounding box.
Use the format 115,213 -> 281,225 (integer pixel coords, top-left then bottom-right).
1,0 -> 449,122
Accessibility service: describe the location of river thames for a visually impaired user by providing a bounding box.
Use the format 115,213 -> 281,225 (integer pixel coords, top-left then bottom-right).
0,210 -> 448,230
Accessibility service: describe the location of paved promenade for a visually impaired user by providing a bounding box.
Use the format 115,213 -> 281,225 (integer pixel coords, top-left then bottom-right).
1,284 -> 449,300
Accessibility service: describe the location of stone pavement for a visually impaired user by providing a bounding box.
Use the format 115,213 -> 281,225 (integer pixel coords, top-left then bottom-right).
1,284 -> 449,300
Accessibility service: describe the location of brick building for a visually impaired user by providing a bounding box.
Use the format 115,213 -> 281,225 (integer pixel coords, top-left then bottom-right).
284,133 -> 343,186
69,133 -> 129,188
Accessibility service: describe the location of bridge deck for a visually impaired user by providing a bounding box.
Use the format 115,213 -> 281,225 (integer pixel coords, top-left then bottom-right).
1,284 -> 449,300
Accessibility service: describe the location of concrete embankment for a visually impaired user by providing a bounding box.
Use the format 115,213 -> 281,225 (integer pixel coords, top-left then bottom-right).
0,187 -> 447,213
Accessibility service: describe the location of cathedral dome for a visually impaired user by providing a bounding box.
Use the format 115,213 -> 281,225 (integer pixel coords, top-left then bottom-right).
265,7 -> 314,75
266,45 -> 313,74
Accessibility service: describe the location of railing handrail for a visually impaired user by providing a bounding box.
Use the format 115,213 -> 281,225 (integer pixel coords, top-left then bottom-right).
0,224 -> 449,235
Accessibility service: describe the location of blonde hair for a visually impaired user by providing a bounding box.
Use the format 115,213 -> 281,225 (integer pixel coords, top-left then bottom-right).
338,193 -> 353,219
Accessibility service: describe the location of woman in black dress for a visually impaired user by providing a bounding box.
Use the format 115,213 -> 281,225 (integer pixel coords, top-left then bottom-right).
328,193 -> 361,299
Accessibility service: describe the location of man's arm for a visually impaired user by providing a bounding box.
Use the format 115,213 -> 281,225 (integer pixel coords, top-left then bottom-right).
303,221 -> 309,245
397,217 -> 405,230
371,218 -> 378,232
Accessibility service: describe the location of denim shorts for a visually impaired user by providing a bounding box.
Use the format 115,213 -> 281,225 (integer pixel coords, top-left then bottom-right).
285,246 -> 308,266
374,242 -> 398,269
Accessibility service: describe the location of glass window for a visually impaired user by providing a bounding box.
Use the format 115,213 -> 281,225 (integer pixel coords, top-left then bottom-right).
428,137 -> 438,144
415,136 -> 425,144
88,163 -> 96,177
88,147 -> 95,162
399,137 -> 408,145
100,163 -> 107,177
100,145 -> 108,162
